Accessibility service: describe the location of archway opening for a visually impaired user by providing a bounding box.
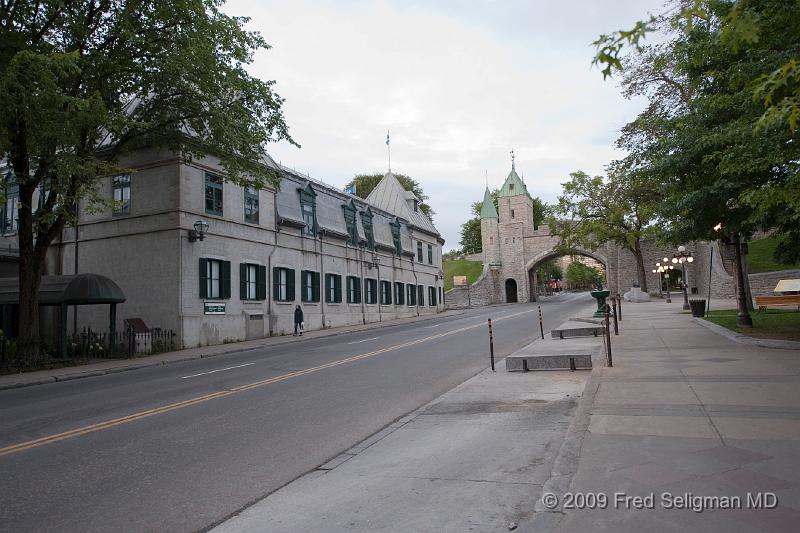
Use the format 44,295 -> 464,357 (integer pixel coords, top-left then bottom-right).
527,252 -> 607,302
505,279 -> 518,303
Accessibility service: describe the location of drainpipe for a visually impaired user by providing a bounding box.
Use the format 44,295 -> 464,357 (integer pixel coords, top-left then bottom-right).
376,256 -> 382,323
410,230 -> 420,317
359,245 -> 366,324
267,189 -> 279,336
73,200 -> 79,334
319,232 -> 326,328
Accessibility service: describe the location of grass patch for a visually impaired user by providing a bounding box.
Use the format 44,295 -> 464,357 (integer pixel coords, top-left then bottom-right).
704,308 -> 800,341
443,259 -> 483,291
747,237 -> 800,274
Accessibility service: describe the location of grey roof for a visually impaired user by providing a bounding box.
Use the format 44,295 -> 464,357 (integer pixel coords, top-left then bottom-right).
365,172 -> 439,236
0,273 -> 126,306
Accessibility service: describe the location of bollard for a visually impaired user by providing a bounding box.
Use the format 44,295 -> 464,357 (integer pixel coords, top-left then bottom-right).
612,296 -> 619,336
616,293 -> 622,321
604,304 -> 613,367
488,318 -> 495,372
538,305 -> 544,340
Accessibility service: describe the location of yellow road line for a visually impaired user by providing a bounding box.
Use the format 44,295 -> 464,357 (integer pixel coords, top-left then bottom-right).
0,309 -> 534,457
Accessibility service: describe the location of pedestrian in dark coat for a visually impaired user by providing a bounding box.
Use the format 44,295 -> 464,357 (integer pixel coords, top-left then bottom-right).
294,305 -> 304,336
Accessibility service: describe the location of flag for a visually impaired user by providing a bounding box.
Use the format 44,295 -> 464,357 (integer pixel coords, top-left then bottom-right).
386,130 -> 390,146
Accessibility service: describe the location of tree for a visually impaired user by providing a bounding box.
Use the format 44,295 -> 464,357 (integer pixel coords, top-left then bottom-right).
548,166 -> 657,292
566,262 -> 603,289
344,173 -> 433,218
0,1 -> 295,356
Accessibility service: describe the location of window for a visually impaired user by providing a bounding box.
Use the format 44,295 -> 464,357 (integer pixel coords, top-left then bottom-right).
38,177 -> 51,212
394,282 -> 405,305
343,200 -> 358,245
365,278 -> 377,304
2,172 -> 19,235
413,199 -> 419,212
418,285 -> 425,307
427,244 -> 433,264
361,208 -> 375,250
301,270 -> 320,302
417,241 -> 423,262
347,276 -> 361,303
390,217 -> 402,255
509,183 -> 514,191
407,283 -> 417,306
244,186 -> 259,224
199,258 -> 231,300
272,267 -> 295,302
325,273 -> 342,303
205,172 -> 223,215
510,209 -> 515,218
428,286 -> 436,306
240,263 -> 266,300
113,174 -> 131,215
380,280 -> 392,305
299,183 -> 317,236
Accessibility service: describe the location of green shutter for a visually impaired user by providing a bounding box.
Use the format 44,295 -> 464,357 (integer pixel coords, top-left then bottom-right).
240,263 -> 247,300
287,269 -> 295,301
199,258 -> 208,298
312,272 -> 320,302
257,265 -> 267,300
272,267 -> 280,301
336,275 -> 342,303
221,261 -> 231,299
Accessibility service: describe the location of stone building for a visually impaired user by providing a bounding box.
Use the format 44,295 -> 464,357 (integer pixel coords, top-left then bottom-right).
1,150 -> 445,348
444,160 -> 796,310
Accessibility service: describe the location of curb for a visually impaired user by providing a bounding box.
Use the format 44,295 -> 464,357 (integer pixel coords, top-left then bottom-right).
0,309 -> 471,392
693,317 -> 800,350
525,342 -> 607,532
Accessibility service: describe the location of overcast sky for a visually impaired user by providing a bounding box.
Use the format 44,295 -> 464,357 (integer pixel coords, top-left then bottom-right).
224,0 -> 666,251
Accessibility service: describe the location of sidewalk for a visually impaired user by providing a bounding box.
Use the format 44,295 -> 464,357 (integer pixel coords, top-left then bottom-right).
0,308 -> 470,391
212,298 -> 800,533
535,299 -> 800,533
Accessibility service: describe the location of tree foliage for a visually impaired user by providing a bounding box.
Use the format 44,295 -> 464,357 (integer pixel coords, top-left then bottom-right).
344,173 -> 433,219
565,262 -> 604,288
548,166 -> 657,291
0,0 -> 295,353
608,0 -> 800,264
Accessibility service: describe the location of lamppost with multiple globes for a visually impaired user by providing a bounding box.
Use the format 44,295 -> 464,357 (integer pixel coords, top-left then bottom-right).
672,246 -> 694,310
652,262 -> 674,303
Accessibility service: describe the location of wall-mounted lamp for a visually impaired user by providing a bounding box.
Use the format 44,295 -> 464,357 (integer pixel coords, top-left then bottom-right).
189,220 -> 209,243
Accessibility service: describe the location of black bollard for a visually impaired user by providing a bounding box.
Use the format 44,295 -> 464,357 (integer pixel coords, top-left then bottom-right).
604,304 -> 613,367
538,305 -> 544,340
612,297 -> 619,335
488,318 -> 495,372
616,293 -> 622,321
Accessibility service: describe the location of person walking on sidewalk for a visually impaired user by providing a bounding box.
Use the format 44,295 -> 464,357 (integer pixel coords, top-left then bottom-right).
294,305 -> 304,336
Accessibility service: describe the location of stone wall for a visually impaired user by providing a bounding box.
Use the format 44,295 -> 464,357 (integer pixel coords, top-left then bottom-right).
444,286 -> 470,309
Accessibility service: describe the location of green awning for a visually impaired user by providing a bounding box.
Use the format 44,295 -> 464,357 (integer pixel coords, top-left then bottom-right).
0,273 -> 126,306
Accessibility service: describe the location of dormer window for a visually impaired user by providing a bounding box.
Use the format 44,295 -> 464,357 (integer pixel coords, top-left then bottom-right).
509,184 -> 514,191
361,207 -> 375,250
343,200 -> 358,245
413,199 -> 418,212
390,217 -> 402,255
298,183 -> 317,236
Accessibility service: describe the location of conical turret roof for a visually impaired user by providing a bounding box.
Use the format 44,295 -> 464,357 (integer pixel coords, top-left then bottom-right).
498,167 -> 529,198
479,187 -> 498,218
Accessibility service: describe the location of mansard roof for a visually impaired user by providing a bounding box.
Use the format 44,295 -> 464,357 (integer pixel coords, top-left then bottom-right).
272,164 -> 418,253
365,171 -> 439,236
497,167 -> 530,198
479,187 -> 498,218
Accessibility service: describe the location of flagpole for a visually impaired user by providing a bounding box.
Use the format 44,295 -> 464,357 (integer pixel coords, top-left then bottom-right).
386,129 -> 391,173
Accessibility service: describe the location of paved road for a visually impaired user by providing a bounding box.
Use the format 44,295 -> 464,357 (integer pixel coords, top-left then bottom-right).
0,293 -> 594,533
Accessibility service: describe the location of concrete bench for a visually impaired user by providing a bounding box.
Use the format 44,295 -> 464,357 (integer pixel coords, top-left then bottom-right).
754,295 -> 800,311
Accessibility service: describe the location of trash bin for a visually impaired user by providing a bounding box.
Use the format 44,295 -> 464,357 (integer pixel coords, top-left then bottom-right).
689,299 -> 706,317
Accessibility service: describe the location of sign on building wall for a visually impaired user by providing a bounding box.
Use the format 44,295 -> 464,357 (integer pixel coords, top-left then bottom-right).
204,302 -> 226,315
453,276 -> 468,287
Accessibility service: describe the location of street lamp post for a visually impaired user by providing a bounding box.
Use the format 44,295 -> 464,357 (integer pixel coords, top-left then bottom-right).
672,246 -> 694,310
653,262 -> 673,303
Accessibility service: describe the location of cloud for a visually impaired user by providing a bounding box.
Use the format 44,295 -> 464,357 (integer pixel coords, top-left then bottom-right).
224,0 -> 665,250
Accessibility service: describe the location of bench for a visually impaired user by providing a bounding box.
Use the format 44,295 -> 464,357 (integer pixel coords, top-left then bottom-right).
754,295 -> 800,311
